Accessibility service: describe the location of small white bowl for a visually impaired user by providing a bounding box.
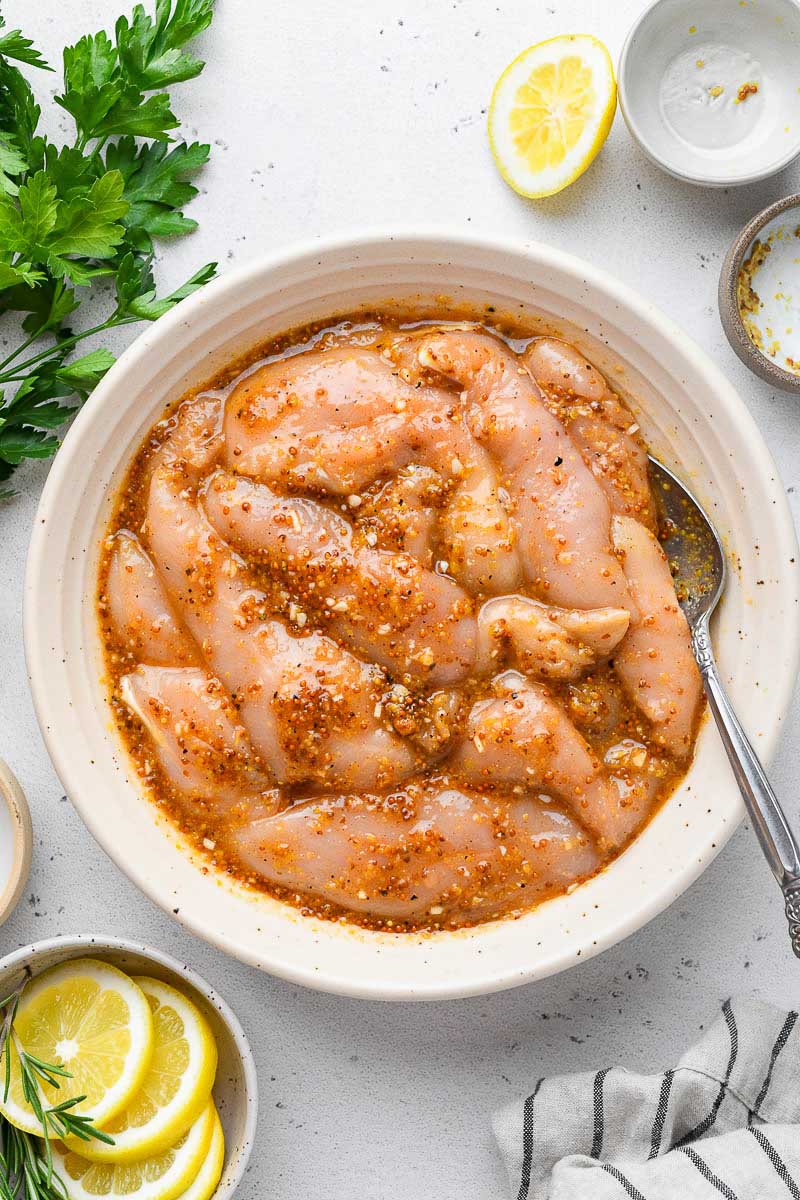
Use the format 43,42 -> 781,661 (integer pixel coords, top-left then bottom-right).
24,231 -> 800,1000
0,759 -> 32,927
619,0 -> 800,186
0,936 -> 258,1198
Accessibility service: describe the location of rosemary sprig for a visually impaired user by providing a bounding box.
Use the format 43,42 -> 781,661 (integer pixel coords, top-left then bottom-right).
0,970 -> 114,1200
0,1123 -> 67,1200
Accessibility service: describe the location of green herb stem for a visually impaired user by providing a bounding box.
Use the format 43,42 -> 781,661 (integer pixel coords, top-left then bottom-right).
0,329 -> 42,375
0,317 -> 139,384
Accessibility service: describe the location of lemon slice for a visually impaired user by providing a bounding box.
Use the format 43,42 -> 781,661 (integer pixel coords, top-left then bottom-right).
0,959 -> 154,1135
51,1098 -> 215,1200
173,1107 -> 224,1200
65,977 -> 218,1163
488,34 -> 617,198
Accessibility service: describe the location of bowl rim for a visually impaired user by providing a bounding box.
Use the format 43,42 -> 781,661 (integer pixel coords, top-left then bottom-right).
617,0 -> 800,187
0,759 -> 32,928
0,934 -> 259,1196
23,227 -> 800,999
719,192 -> 800,392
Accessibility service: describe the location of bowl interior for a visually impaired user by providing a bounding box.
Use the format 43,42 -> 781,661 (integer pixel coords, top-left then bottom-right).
620,0 -> 800,184
735,201 -> 800,383
24,234 -> 800,999
0,939 -> 257,1199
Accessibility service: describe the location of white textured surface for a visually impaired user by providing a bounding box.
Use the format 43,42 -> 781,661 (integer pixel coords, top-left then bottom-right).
1,2 -> 799,1197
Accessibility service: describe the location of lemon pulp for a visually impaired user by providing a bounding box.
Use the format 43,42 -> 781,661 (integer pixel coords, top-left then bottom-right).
489,34 -> 617,198
51,1099 -> 216,1200
0,959 -> 153,1135
65,976 -> 218,1163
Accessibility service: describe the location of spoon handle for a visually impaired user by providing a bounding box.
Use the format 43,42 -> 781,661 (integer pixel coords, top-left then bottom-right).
692,617 -> 800,959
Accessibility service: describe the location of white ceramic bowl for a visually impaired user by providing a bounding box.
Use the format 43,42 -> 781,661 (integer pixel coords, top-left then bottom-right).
24,231 -> 800,1000
619,0 -> 800,186
0,936 -> 258,1198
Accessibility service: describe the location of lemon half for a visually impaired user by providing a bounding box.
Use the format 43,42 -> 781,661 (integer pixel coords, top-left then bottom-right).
489,34 -> 617,198
65,977 -> 218,1163
0,959 -> 154,1135
51,1099 -> 216,1200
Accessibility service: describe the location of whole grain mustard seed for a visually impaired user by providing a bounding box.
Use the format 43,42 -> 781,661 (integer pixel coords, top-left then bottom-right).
735,81 -> 759,104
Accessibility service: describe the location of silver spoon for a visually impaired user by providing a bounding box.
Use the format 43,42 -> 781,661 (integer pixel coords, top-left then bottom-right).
648,457 -> 800,957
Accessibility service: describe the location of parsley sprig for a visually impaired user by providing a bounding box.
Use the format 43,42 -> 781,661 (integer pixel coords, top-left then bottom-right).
0,970 -> 114,1200
0,0 -> 217,495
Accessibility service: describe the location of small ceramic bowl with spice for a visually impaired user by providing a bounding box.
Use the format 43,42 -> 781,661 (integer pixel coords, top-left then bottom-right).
618,0 -> 800,186
0,935 -> 258,1199
0,758 -> 32,927
720,193 -> 800,391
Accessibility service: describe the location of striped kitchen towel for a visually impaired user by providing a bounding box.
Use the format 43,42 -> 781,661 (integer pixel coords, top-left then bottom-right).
493,997 -> 800,1199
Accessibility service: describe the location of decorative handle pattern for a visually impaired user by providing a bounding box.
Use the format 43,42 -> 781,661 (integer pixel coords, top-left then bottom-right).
691,622 -> 715,672
784,879 -> 800,959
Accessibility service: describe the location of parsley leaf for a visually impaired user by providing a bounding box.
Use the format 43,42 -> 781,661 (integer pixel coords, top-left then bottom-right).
48,170 -> 128,257
17,171 -> 59,250
115,251 -> 216,318
116,0 -> 213,88
0,58 -> 41,149
56,32 -> 121,139
0,18 -> 52,71
106,137 -> 208,248
0,261 -> 46,288
0,132 -> 27,194
55,348 -> 117,391
0,0 -> 217,494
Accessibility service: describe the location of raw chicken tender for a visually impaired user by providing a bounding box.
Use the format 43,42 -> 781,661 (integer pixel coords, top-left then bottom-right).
120,664 -> 276,815
146,399 -> 417,790
452,673 -> 647,849
233,784 -> 598,923
476,595 -> 629,680
415,330 -> 634,612
202,470 -> 478,685
524,337 -> 657,528
612,516 -> 702,758
105,531 -> 198,666
223,345 -> 520,594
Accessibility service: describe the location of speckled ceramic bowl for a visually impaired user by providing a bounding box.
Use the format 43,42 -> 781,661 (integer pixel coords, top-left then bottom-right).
0,936 -> 258,1198
720,193 -> 800,392
24,231 -> 800,1000
0,759 -> 32,927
